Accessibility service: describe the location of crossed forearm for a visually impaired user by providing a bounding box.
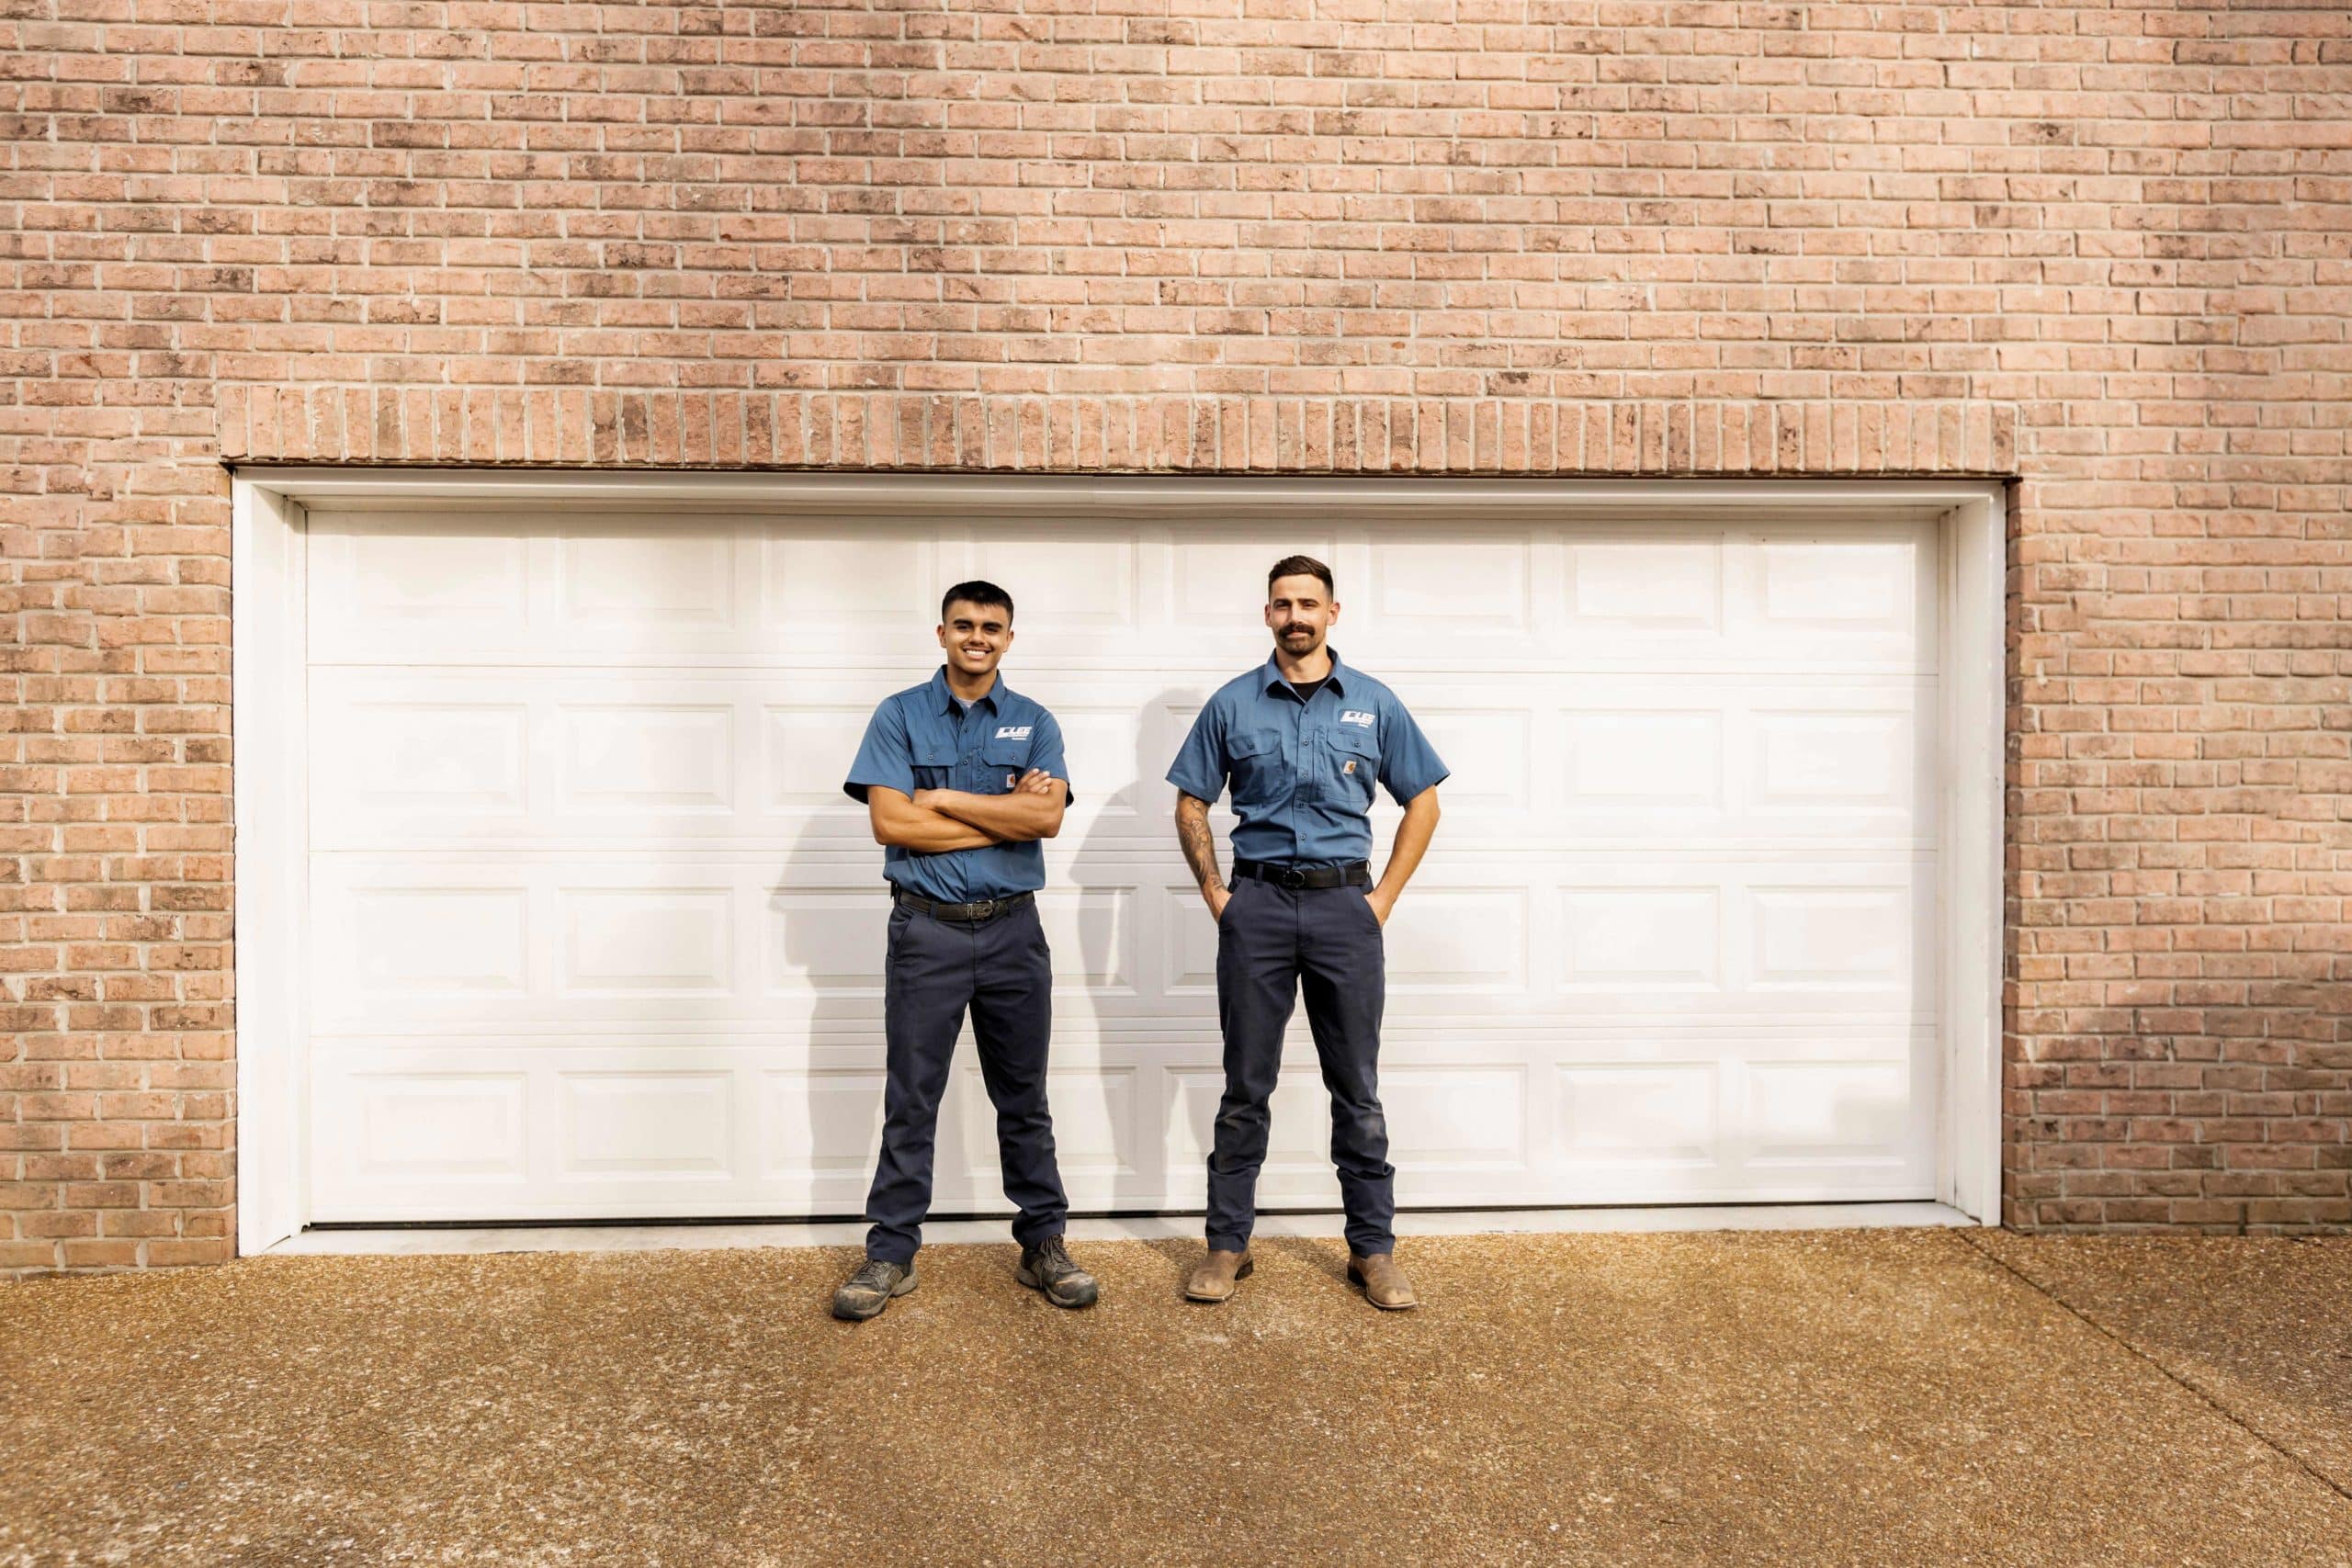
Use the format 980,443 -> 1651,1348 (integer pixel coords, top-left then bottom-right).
923,788 -> 1062,841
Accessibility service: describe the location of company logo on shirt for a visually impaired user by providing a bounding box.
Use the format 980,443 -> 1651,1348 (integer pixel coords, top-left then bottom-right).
994,725 -> 1033,739
1339,710 -> 1375,728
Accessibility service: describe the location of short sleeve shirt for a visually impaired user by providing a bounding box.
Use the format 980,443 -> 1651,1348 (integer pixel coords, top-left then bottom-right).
842,667 -> 1073,901
1165,649 -> 1449,867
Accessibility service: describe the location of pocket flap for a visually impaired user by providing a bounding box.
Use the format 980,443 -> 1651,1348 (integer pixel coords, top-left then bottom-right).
1327,725 -> 1378,758
1227,729 -> 1279,760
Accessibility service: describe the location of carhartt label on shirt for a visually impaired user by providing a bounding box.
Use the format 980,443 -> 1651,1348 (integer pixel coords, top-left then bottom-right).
1339,710 -> 1374,728
994,725 -> 1033,739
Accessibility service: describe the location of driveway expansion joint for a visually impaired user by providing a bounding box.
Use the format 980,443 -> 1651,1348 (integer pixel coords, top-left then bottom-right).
1954,1229 -> 2352,1511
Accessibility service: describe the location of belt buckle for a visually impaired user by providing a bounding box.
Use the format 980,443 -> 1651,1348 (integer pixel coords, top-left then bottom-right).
1277,867 -> 1307,890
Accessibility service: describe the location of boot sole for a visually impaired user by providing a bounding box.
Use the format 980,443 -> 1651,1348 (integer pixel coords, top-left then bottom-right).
1183,1255 -> 1254,1303
1014,1264 -> 1100,1309
831,1269 -> 918,1322
1346,1265 -> 1419,1311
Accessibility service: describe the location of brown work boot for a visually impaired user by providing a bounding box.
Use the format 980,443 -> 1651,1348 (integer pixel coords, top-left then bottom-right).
1183,1247 -> 1253,1303
1347,1251 -> 1419,1310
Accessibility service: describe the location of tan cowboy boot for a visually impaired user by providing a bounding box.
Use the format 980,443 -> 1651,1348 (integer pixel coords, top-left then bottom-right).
1183,1247 -> 1253,1303
1347,1251 -> 1419,1310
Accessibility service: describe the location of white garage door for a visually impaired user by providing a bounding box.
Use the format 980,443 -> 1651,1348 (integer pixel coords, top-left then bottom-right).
301,507 -> 1942,1222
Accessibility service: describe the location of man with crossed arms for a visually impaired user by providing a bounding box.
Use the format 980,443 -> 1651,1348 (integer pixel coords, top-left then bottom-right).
831,580 -> 1099,1321
1167,555 -> 1448,1310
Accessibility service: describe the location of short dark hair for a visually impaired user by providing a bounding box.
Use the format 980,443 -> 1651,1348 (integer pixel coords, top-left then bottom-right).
1267,555 -> 1334,596
939,580 -> 1014,624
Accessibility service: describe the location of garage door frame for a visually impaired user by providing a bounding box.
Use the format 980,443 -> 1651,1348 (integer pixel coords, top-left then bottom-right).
232,469 -> 2009,1255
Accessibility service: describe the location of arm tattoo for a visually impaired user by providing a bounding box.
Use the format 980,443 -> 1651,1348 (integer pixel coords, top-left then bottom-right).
1175,795 -> 1224,895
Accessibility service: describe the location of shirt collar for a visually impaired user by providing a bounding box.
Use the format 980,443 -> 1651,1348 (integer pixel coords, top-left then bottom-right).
929,664 -> 1003,716
1260,647 -> 1348,700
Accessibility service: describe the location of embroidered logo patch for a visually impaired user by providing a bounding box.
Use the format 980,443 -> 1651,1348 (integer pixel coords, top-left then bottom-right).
994,725 -> 1033,739
1340,710 -> 1375,728
1342,759 -> 1358,774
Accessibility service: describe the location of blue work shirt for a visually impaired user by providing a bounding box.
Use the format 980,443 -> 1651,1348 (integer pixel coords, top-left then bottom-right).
842,667 -> 1072,901
1166,649 -> 1449,867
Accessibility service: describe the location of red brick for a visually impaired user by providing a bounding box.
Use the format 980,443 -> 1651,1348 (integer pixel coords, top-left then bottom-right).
5,1 -> 2350,1275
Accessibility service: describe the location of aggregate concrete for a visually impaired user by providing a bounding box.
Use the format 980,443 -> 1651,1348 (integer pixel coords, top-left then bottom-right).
5,1229 -> 2348,1565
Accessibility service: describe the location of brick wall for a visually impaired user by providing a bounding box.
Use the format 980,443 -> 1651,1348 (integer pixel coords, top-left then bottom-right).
3,1 -> 2346,1271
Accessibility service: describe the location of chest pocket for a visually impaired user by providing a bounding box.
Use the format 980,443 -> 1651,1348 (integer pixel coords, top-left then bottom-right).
1227,728 -> 1291,807
979,733 -> 1032,795
1323,726 -> 1379,808
911,735 -> 960,793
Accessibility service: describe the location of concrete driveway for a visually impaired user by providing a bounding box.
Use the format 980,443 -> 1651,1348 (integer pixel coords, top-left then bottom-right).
5,1228 -> 2349,1565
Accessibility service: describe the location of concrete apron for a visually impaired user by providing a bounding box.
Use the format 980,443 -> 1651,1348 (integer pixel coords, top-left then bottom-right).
5,1229 -> 2348,1566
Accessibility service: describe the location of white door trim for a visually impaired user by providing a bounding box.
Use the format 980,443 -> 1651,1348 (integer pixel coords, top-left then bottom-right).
232,469 -> 2008,1254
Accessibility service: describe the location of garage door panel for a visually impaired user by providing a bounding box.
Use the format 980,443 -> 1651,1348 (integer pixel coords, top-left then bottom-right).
309,855 -> 1932,1032
303,508 -> 1949,1222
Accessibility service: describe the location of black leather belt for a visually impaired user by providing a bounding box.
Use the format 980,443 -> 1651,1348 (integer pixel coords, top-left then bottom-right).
1231,859 -> 1372,890
890,887 -> 1035,924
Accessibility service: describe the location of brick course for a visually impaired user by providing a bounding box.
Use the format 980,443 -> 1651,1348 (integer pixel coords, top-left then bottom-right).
2,1 -> 2346,1271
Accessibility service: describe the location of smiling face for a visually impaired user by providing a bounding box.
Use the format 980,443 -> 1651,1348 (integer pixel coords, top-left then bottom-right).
1264,572 -> 1339,659
937,597 -> 1013,679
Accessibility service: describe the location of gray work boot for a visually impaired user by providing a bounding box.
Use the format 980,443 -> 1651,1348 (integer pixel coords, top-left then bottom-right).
1016,1234 -> 1100,1308
1184,1247 -> 1253,1303
1347,1251 -> 1419,1310
831,1257 -> 916,1321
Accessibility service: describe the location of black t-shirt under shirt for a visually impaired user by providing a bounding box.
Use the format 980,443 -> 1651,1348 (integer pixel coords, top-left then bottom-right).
1289,676 -> 1329,705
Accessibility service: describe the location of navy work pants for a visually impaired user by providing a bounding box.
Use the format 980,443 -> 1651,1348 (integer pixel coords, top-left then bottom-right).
864,897 -> 1069,1265
1208,876 -> 1396,1256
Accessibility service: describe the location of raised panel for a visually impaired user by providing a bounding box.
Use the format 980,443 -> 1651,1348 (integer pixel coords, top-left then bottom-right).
560,531 -> 733,626
1034,887 -> 1136,992
316,702 -> 526,815
1758,540 -> 1915,629
560,889 -> 732,995
1562,711 -> 1721,806
1755,710 -> 1909,808
1040,705 -> 1139,818
1411,708 -> 1531,813
766,532 -> 936,635
1562,887 -> 1720,987
1559,1066 -> 1717,1166
761,1070 -> 886,1179
1384,889 -> 1528,992
1744,1062 -> 1910,1163
766,892 -> 891,991
1382,1066 -> 1526,1168
356,1075 -> 526,1179
560,1073 -> 732,1176
348,888 -> 528,997
1566,538 -> 1721,626
1750,886 -> 1911,987
345,529 -> 528,618
1369,537 -> 1533,633
764,705 -> 876,811
559,705 -> 733,812
1163,884 -> 1225,992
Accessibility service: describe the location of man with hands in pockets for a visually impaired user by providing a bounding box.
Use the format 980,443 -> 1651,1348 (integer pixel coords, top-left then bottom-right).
1166,555 -> 1449,1310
